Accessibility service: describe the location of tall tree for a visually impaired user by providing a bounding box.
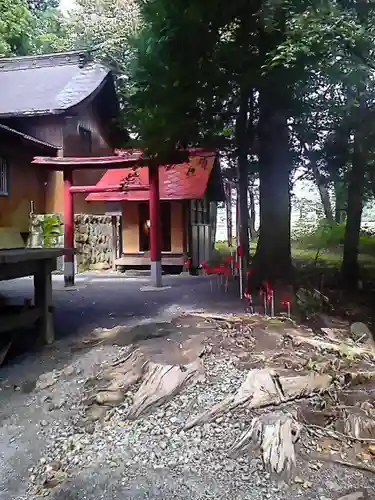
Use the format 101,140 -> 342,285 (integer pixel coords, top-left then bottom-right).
0,0 -> 34,56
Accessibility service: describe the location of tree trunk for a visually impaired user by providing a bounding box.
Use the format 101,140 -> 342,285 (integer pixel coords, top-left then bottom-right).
301,144 -> 333,222
210,202 -> 217,249
341,132 -> 365,287
254,88 -> 292,284
248,182 -> 257,239
334,179 -> 346,224
235,88 -> 250,289
310,160 -> 333,222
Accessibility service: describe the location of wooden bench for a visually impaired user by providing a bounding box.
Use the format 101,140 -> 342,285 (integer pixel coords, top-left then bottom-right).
0,248 -> 67,345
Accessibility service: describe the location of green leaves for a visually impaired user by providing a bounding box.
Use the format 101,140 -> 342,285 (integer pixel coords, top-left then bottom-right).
0,0 -> 33,56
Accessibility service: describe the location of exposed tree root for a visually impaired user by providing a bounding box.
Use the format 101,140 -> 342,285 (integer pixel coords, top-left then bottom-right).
229,412 -> 301,478
128,359 -> 204,419
306,451 -> 375,475
340,402 -> 375,440
184,369 -> 333,430
284,330 -> 375,358
86,335 -> 206,420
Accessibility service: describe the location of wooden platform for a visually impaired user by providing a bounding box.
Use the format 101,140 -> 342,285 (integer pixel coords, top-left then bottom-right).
115,253 -> 185,267
0,248 -> 67,345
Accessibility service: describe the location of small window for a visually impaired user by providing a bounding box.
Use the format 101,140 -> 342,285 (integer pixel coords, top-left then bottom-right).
0,157 -> 8,196
79,126 -> 92,154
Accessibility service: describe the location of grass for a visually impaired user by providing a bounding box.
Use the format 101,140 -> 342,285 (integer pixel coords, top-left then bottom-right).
215,240 -> 375,269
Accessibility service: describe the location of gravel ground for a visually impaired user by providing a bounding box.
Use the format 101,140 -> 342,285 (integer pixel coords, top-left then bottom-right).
0,275 -> 373,500
2,351 -> 373,500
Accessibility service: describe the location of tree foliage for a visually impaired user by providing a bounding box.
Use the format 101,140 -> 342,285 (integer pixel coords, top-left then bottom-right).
0,0 -> 33,56
3,0 -> 375,286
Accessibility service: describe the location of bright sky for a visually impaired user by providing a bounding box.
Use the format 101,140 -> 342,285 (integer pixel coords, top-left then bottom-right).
59,0 -> 75,13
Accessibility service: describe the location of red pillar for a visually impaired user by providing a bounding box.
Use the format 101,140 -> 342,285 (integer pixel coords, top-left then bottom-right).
149,164 -> 162,286
63,167 -> 75,287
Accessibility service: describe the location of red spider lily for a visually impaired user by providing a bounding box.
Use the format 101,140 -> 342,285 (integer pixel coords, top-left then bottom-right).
237,246 -> 244,257
247,269 -> 254,278
281,295 -> 291,307
264,281 -> 272,293
243,289 -> 254,313
184,258 -> 192,270
225,255 -> 233,265
267,287 -> 274,303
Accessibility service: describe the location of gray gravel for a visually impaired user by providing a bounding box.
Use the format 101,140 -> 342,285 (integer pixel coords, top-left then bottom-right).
0,276 -> 373,500
8,353 -> 373,500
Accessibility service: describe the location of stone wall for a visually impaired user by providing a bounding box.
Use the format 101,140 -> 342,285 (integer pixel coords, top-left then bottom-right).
75,214 -> 114,270
29,213 -> 116,271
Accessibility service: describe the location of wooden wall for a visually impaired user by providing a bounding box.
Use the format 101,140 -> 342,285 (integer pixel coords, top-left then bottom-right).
46,110 -> 112,216
171,202 -> 184,253
121,201 -> 184,254
16,107 -> 112,217
0,148 -> 46,232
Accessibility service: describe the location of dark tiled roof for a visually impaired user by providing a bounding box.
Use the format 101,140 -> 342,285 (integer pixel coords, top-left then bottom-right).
0,51 -> 110,118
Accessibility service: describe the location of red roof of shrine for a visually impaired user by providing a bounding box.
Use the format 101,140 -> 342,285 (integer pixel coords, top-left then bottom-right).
85,150 -> 216,202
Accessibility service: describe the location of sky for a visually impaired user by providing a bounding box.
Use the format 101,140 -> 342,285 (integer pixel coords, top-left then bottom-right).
59,0 -> 74,13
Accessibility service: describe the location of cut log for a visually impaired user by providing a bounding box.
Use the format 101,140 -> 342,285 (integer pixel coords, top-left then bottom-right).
184,369 -> 332,430
229,412 -> 301,478
127,358 -> 204,419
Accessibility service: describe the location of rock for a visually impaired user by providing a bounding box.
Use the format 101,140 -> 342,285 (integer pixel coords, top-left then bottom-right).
325,481 -> 342,492
336,491 -> 367,500
62,365 -> 75,377
47,461 -> 61,472
95,390 -> 125,406
294,476 -> 304,484
43,470 -> 66,489
35,372 -> 57,391
91,262 -> 110,271
85,422 -> 95,434
350,322 -> 371,342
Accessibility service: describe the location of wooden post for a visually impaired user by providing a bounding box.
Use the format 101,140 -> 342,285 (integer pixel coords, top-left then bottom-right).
118,214 -> 123,257
149,164 -> 162,287
63,167 -> 75,287
111,215 -> 117,271
34,260 -> 54,344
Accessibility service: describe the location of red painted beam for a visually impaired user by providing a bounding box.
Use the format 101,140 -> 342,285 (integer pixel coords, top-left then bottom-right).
149,165 -> 162,286
69,185 -> 150,194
